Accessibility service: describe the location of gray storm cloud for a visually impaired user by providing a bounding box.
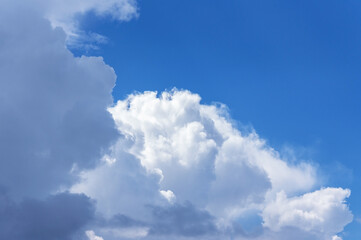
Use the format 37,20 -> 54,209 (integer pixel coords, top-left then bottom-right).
0,1 -> 119,238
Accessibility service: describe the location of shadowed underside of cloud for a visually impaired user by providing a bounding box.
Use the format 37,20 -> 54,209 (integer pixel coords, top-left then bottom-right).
0,0 -> 354,240
0,190 -> 94,240
148,202 -> 217,236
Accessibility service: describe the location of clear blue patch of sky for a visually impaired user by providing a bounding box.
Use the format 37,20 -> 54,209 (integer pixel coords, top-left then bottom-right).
73,1 -> 361,238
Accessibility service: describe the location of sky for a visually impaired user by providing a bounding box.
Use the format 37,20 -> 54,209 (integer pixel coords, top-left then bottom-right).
0,0 -> 360,240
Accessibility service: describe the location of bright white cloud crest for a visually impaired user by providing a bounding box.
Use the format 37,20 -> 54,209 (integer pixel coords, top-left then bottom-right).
72,90 -> 352,239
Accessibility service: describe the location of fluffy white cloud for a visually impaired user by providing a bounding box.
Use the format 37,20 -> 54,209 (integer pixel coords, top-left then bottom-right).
72,90 -> 352,239
71,141 -> 163,219
263,188 -> 352,239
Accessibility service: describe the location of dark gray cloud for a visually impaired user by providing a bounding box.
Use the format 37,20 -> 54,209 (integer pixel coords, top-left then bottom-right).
0,2 -> 117,200
0,2 -> 118,239
0,190 -> 94,240
85,202 -> 220,240
148,202 -> 217,237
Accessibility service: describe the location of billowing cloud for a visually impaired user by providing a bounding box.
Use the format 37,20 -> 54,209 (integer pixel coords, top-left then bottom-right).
262,188 -> 352,239
72,90 -> 352,239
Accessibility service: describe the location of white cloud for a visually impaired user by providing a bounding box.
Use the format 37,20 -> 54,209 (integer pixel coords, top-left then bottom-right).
72,90 -> 353,239
160,190 -> 176,203
86,230 -> 104,240
71,140 -> 164,219
262,188 -> 352,238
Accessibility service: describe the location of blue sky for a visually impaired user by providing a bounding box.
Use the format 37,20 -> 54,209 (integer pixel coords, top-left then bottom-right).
1,0 -> 360,239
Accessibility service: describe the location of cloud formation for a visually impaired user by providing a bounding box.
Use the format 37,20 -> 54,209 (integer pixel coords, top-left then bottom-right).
72,90 -> 352,240
0,0 -> 353,239
263,188 -> 352,238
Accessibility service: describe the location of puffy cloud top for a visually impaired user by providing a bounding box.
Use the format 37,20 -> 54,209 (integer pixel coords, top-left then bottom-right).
263,188 -> 352,238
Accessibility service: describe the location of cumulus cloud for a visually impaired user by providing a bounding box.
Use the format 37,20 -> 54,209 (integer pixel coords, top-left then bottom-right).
72,90 -> 353,239
262,188 -> 352,239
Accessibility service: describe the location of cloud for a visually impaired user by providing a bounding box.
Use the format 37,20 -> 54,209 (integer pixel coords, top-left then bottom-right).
0,190 -> 95,240
148,202 -> 217,237
0,2 -> 118,239
42,0 -> 138,31
262,188 -> 352,239
160,190 -> 176,203
41,0 -> 139,47
0,2 -> 117,200
1,0 -> 138,48
71,147 -> 163,219
86,230 -> 104,240
72,90 -> 353,239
